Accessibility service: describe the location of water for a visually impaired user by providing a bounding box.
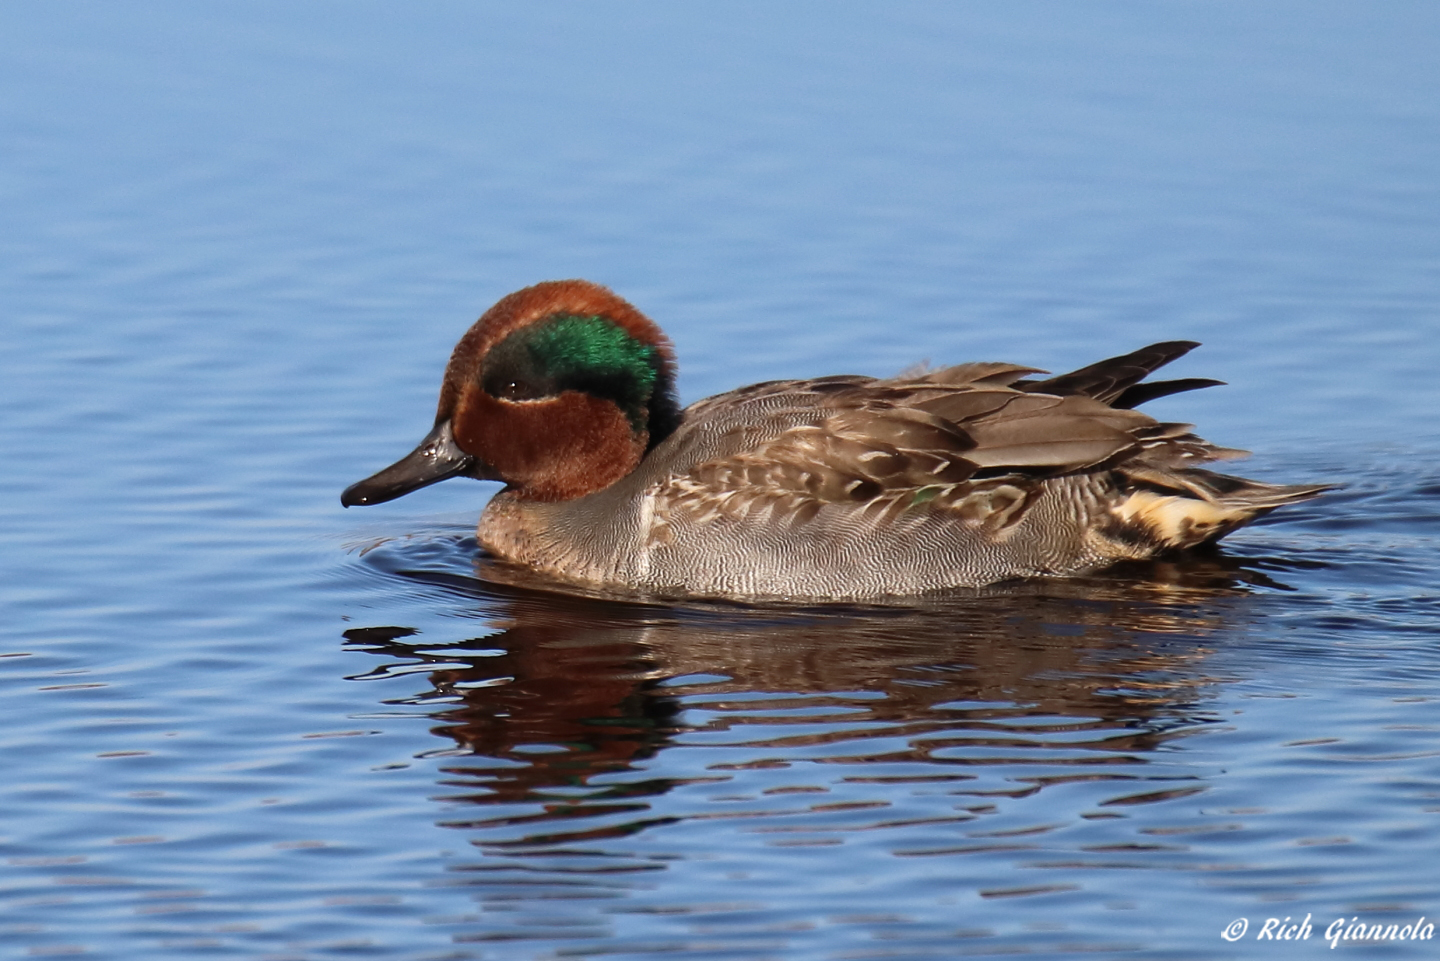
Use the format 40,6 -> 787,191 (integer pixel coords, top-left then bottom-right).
2,2 -> 1438,958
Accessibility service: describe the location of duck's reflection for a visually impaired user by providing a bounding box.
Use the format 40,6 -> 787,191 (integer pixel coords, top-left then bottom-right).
342,547 -> 1312,951
345,550 -> 1292,831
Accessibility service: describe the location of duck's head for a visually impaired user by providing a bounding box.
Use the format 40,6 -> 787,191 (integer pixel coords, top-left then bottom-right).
342,280 -> 681,507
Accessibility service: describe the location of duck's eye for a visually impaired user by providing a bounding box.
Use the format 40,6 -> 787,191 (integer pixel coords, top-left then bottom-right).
499,379 -> 538,401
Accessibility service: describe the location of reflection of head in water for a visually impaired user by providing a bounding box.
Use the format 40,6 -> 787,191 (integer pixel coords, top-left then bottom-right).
344,550 -> 1300,811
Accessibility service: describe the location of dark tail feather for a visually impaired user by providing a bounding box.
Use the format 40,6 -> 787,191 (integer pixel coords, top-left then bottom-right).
1021,341 -> 1201,404
1112,377 -> 1225,409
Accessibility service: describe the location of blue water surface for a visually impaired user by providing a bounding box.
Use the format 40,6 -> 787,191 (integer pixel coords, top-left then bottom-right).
2,3 -> 1439,959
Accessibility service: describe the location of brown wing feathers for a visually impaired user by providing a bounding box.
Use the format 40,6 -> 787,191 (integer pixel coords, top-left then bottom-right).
654,341 -> 1305,535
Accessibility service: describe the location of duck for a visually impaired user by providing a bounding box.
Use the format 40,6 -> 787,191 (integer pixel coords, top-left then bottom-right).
342,279 -> 1329,601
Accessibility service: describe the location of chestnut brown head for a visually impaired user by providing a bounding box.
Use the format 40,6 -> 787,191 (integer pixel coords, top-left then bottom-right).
342,280 -> 681,506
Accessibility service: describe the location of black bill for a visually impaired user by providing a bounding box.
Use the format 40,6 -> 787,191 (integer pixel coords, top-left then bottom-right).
341,419 -> 479,507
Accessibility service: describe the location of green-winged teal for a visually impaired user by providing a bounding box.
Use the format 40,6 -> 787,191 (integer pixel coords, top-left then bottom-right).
343,280 -> 1328,600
